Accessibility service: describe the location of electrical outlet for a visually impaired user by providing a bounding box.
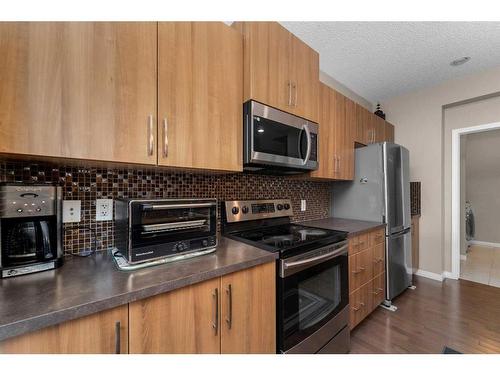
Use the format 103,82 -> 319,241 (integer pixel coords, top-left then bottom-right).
301,199 -> 306,212
96,199 -> 113,221
63,200 -> 81,223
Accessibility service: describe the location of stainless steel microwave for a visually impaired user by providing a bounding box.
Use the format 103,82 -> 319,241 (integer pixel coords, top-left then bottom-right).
244,101 -> 318,173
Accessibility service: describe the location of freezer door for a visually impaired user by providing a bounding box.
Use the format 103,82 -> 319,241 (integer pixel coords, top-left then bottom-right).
386,228 -> 412,301
384,143 -> 411,234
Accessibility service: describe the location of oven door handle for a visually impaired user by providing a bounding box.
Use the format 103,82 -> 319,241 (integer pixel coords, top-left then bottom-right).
142,202 -> 216,211
302,124 -> 312,166
283,244 -> 348,271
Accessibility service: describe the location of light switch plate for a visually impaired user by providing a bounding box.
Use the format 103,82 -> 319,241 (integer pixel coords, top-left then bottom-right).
96,199 -> 113,221
301,199 -> 306,212
63,200 -> 81,223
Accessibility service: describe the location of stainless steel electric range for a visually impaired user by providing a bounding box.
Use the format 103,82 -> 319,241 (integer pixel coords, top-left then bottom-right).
222,199 -> 350,354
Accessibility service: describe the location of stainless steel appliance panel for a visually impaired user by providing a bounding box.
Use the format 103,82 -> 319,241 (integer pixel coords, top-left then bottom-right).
384,143 -> 411,234
332,143 -> 385,222
386,228 -> 412,300
244,101 -> 319,172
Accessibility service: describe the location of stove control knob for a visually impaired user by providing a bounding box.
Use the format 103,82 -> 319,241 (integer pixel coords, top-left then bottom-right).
242,206 -> 249,214
276,204 -> 284,211
284,203 -> 291,210
231,206 -> 239,215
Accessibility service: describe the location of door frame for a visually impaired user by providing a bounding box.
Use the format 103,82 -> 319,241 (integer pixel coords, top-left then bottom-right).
451,121 -> 500,279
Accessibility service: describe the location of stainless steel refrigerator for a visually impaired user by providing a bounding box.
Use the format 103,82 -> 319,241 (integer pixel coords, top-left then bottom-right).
332,142 -> 412,305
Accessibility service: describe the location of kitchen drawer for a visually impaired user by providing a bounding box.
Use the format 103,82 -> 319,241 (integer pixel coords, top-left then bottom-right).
349,280 -> 373,329
349,248 -> 373,291
372,243 -> 385,277
369,228 -> 385,247
349,233 -> 369,255
372,272 -> 385,310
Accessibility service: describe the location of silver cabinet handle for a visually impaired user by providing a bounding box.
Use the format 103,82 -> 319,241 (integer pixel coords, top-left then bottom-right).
114,321 -> 121,354
292,81 -> 297,107
147,114 -> 154,156
287,81 -> 292,106
333,156 -> 337,174
162,117 -> 168,158
213,287 -> 219,336
225,284 -> 232,329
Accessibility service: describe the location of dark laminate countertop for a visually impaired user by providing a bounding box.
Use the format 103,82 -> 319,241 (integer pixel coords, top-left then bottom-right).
301,217 -> 385,237
0,237 -> 277,341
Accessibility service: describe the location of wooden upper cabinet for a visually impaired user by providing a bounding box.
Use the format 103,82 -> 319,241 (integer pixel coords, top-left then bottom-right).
129,277 -> 221,354
289,33 -> 320,122
0,305 -> 128,354
310,84 -> 354,181
340,96 -> 356,180
157,22 -> 243,172
310,83 -> 335,179
220,262 -> 276,354
234,22 -> 319,122
0,22 -> 158,164
385,121 -> 395,142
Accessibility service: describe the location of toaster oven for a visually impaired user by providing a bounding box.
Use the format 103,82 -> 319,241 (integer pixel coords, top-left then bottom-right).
115,198 -> 217,264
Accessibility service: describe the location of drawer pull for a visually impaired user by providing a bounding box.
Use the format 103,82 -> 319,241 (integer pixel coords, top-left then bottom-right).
352,302 -> 365,312
373,257 -> 384,263
352,266 -> 366,274
373,288 -> 384,295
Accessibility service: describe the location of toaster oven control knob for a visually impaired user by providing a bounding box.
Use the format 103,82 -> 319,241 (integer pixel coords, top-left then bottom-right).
242,206 -> 249,214
175,242 -> 188,252
276,204 -> 284,211
231,206 -> 239,215
202,239 -> 208,247
284,203 -> 291,210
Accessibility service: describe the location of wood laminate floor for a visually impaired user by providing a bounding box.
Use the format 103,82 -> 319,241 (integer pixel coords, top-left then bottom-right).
350,275 -> 500,353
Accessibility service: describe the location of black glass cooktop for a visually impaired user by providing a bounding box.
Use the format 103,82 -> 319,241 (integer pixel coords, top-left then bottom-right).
229,224 -> 348,257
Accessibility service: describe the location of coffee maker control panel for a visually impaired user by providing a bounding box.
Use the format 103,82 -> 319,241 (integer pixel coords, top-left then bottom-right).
0,185 -> 59,218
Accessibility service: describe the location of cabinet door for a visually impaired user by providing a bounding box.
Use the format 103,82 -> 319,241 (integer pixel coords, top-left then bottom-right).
289,33 -> 319,122
385,121 -> 395,142
372,243 -> 385,277
235,22 -> 291,114
310,83 -> 335,179
349,247 -> 373,291
372,272 -> 386,310
349,280 -> 373,330
335,92 -> 355,180
0,305 -> 128,354
158,22 -> 243,172
220,262 -> 276,354
355,104 -> 371,145
129,277 -> 221,354
0,22 -> 157,164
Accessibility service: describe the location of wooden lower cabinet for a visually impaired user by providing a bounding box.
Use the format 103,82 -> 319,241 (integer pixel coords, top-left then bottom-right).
0,305 -> 128,354
220,262 -> 276,353
129,262 -> 276,354
129,277 -> 221,354
349,227 -> 386,330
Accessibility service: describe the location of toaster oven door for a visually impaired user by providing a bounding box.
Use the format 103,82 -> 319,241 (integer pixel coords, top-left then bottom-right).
130,201 -> 217,248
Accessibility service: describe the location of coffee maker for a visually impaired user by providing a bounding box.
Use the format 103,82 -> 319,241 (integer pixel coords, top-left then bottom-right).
0,184 -> 63,278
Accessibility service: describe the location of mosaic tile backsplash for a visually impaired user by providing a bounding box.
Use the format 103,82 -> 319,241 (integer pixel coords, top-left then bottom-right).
0,159 -> 332,255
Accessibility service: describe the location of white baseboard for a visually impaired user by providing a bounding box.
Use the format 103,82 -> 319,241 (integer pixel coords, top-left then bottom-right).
468,240 -> 500,248
415,269 -> 444,282
460,254 -> 467,261
442,271 -> 459,280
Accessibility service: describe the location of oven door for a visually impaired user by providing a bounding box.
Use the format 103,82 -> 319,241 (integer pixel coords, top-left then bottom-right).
130,200 -> 217,248
277,242 -> 349,353
245,101 -> 318,170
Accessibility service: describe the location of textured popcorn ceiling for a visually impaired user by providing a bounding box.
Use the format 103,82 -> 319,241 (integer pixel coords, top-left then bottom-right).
280,22 -> 500,103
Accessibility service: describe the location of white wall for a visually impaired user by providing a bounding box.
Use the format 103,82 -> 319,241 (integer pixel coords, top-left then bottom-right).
464,129 -> 500,244
382,65 -> 500,275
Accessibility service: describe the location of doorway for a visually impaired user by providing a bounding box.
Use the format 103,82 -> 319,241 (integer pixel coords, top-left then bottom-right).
452,122 -> 500,284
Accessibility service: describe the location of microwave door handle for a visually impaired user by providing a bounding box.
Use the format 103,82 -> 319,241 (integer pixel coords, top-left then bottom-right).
302,124 -> 312,165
